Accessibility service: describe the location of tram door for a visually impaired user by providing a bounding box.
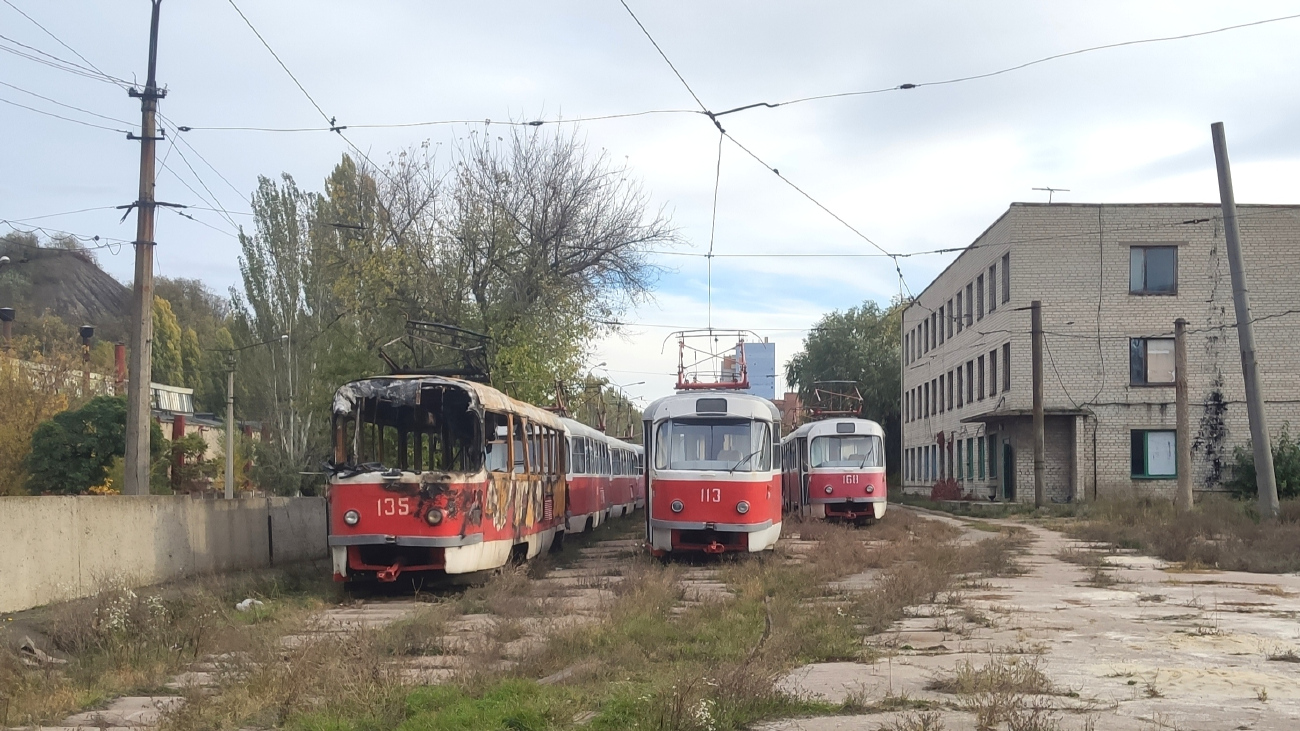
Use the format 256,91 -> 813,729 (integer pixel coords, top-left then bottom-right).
798,437 -> 811,517
1002,442 -> 1015,501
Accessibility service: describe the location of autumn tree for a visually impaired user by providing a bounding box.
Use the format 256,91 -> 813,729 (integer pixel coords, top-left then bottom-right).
786,300 -> 904,477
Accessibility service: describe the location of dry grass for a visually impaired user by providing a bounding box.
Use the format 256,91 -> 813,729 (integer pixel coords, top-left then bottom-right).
926,655 -> 1066,731
0,566 -> 336,728
1063,496 -> 1300,573
879,710 -> 948,730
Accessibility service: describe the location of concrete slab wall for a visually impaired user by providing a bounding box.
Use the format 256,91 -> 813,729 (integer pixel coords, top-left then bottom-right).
0,496 -> 327,613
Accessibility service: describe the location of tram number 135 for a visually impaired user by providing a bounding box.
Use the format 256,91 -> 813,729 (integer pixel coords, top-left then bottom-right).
700,488 -> 722,502
377,497 -> 412,516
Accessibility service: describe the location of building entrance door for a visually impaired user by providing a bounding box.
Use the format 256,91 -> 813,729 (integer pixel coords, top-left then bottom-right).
1002,442 -> 1015,501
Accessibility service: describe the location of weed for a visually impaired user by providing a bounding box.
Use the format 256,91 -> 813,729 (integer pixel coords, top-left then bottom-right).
925,655 -> 1055,696
879,710 -> 947,731
1256,686 -> 1269,702
1267,647 -> 1300,663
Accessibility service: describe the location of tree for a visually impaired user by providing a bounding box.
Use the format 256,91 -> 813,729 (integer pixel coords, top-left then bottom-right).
151,296 -> 184,386
180,327 -> 202,390
1226,426 -> 1300,500
786,300 -> 904,478
26,395 -> 128,493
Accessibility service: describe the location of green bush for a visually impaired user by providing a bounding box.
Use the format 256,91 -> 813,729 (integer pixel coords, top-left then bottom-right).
1226,425 -> 1300,500
26,395 -> 166,494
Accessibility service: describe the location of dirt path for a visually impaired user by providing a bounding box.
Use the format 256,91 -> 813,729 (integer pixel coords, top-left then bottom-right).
767,508 -> 1300,731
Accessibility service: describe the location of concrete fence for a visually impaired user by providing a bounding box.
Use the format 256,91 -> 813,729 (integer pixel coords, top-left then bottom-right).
0,496 -> 328,613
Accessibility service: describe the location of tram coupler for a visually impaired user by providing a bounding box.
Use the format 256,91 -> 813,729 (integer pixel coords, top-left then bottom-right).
704,541 -> 726,554
844,511 -> 857,520
377,563 -> 403,582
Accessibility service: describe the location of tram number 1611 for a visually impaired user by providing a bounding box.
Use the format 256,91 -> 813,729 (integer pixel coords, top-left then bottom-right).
701,488 -> 722,503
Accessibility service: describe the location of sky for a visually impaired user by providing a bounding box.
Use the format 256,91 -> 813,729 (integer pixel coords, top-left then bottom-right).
4,1 -> 1300,407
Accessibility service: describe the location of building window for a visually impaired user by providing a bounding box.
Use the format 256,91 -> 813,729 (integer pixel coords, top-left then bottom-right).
966,361 -> 974,404
977,355 -> 986,401
1002,342 -> 1011,392
987,435 -> 997,479
976,275 -> 985,320
947,370 -> 954,411
904,333 -> 910,365
967,437 -> 975,479
956,440 -> 963,480
931,313 -> 938,349
988,265 -> 997,312
965,284 -> 973,326
924,382 -> 930,418
989,348 -> 998,396
957,368 -> 964,408
947,299 -> 954,338
1130,246 -> 1177,295
932,379 -> 938,415
1130,338 -> 1175,385
978,437 -> 986,480
1132,430 -> 1177,478
1001,253 -> 1010,303
922,320 -> 929,354
938,307 -> 945,345
957,292 -> 964,332
938,375 -> 945,413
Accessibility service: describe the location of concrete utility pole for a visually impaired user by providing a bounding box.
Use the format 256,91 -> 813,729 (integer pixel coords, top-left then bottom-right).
225,354 -> 236,500
1031,300 -> 1045,508
1174,318 -> 1193,512
1211,122 -> 1279,519
123,0 -> 165,496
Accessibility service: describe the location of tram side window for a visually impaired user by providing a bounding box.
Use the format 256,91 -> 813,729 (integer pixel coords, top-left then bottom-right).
485,412 -> 510,473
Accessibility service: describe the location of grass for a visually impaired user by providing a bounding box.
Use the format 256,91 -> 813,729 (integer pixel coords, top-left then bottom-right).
1060,496 -> 1300,573
893,493 -> 1080,521
10,508 -> 1031,731
0,565 -> 338,728
925,655 -> 1067,731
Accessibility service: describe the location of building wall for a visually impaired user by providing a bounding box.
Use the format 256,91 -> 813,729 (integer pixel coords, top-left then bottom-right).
739,342 -> 778,400
0,496 -> 327,613
901,203 -> 1300,500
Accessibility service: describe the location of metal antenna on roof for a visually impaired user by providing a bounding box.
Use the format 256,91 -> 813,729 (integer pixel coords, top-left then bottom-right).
1032,187 -> 1070,204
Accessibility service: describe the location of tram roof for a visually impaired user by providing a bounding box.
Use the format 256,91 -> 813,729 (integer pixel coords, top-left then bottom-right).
643,390 -> 781,423
784,417 -> 885,442
331,375 -> 566,431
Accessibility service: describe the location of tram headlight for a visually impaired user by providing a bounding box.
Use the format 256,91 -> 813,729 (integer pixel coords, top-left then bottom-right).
866,485 -> 875,494
425,508 -> 444,526
343,510 -> 360,526
824,485 -> 834,494
736,500 -> 750,514
670,499 -> 684,513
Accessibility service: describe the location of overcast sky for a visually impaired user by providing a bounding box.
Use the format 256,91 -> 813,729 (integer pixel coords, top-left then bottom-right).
4,1 -> 1300,405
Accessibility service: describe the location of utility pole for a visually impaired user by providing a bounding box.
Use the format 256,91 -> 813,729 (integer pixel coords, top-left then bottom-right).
1211,122 -> 1279,519
225,354 -> 236,500
123,0 -> 165,496
1031,300 -> 1045,508
1174,318 -> 1193,512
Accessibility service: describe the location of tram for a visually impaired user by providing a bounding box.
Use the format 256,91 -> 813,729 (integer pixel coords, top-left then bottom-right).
781,418 -> 887,524
608,440 -> 642,519
325,376 -> 568,582
561,417 -> 611,534
644,390 -> 783,555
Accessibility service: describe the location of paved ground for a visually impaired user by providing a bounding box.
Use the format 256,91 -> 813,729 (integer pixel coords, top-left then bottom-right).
767,511 -> 1300,731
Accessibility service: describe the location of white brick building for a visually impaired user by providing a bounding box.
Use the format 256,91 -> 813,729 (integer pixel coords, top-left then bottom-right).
900,203 -> 1300,502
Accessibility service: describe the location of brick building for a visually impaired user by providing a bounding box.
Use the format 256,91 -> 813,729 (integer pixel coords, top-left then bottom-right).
900,202 -> 1300,502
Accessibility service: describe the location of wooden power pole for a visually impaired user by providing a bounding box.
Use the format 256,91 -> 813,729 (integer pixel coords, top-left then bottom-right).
1031,300 -> 1045,508
123,0 -> 164,496
1174,318 -> 1193,511
1211,122 -> 1279,519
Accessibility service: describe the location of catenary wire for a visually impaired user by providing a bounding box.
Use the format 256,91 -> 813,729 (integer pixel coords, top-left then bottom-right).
225,0 -> 331,126
0,0 -> 132,89
0,79 -> 135,126
0,95 -> 129,133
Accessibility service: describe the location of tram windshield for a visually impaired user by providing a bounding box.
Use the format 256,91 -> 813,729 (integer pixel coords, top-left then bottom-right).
809,434 -> 884,469
653,418 -> 772,471
331,381 -> 482,474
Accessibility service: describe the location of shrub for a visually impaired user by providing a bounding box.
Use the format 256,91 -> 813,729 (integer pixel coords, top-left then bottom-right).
1226,425 -> 1300,500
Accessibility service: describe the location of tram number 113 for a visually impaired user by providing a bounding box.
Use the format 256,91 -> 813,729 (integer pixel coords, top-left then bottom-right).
700,488 -> 722,502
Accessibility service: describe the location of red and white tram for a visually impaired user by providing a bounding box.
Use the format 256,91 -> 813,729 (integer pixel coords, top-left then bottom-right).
561,417 -> 611,534
643,391 -> 783,555
326,376 -> 567,583
781,418 -> 887,524
608,440 -> 641,519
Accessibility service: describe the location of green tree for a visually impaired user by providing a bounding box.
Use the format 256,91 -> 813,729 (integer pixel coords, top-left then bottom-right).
180,327 -> 202,389
786,299 -> 903,478
151,296 -> 184,386
26,395 -> 129,494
